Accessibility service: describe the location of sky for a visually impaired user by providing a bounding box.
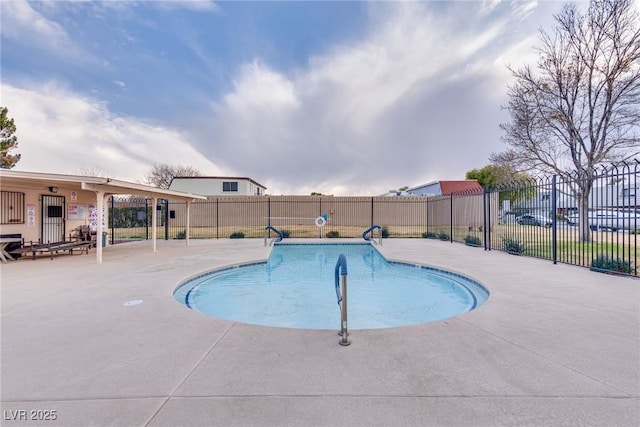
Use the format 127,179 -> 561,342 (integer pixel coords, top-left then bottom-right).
0,0 -> 596,195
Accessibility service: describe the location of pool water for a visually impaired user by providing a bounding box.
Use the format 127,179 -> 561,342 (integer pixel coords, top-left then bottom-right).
174,243 -> 489,330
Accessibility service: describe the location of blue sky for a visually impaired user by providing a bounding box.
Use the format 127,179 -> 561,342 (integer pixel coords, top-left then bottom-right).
1,0 -> 585,195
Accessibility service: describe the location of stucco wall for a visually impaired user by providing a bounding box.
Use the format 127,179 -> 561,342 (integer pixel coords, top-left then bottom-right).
0,183 -> 103,243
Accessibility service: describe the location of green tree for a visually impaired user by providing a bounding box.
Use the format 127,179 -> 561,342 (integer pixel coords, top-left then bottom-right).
144,163 -> 203,189
0,107 -> 20,169
493,0 -> 640,242
466,165 -> 535,203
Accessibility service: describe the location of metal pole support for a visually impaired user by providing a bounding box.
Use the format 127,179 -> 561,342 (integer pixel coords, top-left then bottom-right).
339,275 -> 350,346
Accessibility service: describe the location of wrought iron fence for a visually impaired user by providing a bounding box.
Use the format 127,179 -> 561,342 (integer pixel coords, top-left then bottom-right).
489,161 -> 638,276
108,160 -> 638,277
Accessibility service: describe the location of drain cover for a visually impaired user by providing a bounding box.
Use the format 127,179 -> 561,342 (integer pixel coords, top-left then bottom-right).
123,300 -> 143,306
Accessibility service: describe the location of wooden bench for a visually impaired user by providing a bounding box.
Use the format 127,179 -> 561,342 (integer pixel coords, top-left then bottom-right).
9,241 -> 92,260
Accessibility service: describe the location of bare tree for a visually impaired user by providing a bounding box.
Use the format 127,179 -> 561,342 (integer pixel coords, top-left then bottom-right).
77,166 -> 112,178
144,163 -> 203,189
493,0 -> 640,242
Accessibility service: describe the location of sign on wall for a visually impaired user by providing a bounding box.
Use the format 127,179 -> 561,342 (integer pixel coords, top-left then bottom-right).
88,204 -> 106,231
68,204 -> 86,220
27,204 -> 35,227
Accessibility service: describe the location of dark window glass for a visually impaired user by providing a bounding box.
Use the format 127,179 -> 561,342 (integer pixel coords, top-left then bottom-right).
223,181 -> 238,192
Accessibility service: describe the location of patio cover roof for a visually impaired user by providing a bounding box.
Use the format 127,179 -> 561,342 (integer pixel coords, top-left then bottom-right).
0,170 -> 207,264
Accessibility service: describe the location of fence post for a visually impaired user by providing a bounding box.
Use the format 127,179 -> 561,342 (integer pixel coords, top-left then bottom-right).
552,175 -> 557,264
483,187 -> 488,251
145,199 -> 149,240
164,199 -> 169,240
487,189 -> 492,251
216,199 -> 219,239
371,197 -> 374,228
450,194 -> 453,243
319,198 -> 322,238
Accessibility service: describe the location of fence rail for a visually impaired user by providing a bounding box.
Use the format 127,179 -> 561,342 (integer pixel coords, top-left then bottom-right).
108,161 -> 639,277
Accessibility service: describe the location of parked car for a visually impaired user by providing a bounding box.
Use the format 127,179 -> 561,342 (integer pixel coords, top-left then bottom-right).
516,214 -> 552,227
566,210 -> 640,231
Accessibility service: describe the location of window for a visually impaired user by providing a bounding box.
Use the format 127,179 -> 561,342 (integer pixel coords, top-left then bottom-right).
621,188 -> 636,198
47,205 -> 63,218
223,181 -> 238,192
0,191 -> 25,224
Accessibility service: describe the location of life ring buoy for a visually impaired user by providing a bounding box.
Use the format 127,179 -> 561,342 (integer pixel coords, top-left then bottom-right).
315,216 -> 327,227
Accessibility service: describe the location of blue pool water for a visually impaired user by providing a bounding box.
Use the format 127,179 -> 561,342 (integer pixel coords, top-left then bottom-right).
174,243 -> 489,330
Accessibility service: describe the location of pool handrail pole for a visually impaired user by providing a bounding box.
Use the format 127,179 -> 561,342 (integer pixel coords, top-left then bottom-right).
362,224 -> 382,245
340,273 -> 350,346
264,225 -> 284,246
335,253 -> 350,346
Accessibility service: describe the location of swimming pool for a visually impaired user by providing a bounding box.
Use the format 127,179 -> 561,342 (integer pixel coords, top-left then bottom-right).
174,243 -> 489,329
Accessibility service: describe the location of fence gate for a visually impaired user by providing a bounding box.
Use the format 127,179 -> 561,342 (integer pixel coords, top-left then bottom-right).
41,194 -> 65,244
109,196 -> 150,243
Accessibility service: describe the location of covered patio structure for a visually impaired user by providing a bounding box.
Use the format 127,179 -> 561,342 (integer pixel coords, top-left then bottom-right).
0,170 -> 206,264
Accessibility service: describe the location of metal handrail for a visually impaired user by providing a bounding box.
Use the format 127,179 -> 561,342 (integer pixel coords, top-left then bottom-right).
362,224 -> 382,245
264,226 -> 284,246
334,253 -> 350,346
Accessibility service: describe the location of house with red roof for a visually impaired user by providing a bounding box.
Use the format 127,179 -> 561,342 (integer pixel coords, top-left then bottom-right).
406,180 -> 483,196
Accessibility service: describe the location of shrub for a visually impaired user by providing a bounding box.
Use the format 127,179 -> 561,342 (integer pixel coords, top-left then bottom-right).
229,231 -> 245,239
502,237 -> 525,254
281,229 -> 291,238
464,235 -> 481,247
381,226 -> 390,238
590,255 -> 632,274
422,231 -> 437,239
175,229 -> 186,240
437,230 -> 449,241
326,230 -> 340,238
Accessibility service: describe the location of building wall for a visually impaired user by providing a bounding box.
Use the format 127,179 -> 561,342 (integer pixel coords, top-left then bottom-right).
0,184 -> 102,243
169,178 -> 264,196
407,182 -> 441,197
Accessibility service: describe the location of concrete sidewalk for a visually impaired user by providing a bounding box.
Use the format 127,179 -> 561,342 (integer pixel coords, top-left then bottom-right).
1,239 -> 638,427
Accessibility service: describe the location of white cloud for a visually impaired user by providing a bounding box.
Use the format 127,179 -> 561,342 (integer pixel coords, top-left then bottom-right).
196,1 -> 533,195
0,0 -> 74,50
2,82 -> 225,182
2,1 -> 566,196
150,0 -> 220,13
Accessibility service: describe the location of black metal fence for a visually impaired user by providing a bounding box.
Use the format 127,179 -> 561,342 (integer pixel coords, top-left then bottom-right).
108,161 -> 638,277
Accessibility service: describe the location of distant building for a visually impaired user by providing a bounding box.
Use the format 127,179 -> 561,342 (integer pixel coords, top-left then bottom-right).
169,176 -> 267,197
407,180 -> 483,197
380,190 -> 411,197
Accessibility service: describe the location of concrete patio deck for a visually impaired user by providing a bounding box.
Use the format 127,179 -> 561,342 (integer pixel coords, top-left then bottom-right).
1,238 -> 638,427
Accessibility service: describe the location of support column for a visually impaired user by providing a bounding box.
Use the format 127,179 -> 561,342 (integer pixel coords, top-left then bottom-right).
96,190 -> 105,264
152,197 -> 158,252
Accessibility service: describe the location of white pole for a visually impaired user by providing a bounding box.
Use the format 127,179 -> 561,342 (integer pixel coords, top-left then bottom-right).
96,190 -> 105,264
152,197 -> 158,252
